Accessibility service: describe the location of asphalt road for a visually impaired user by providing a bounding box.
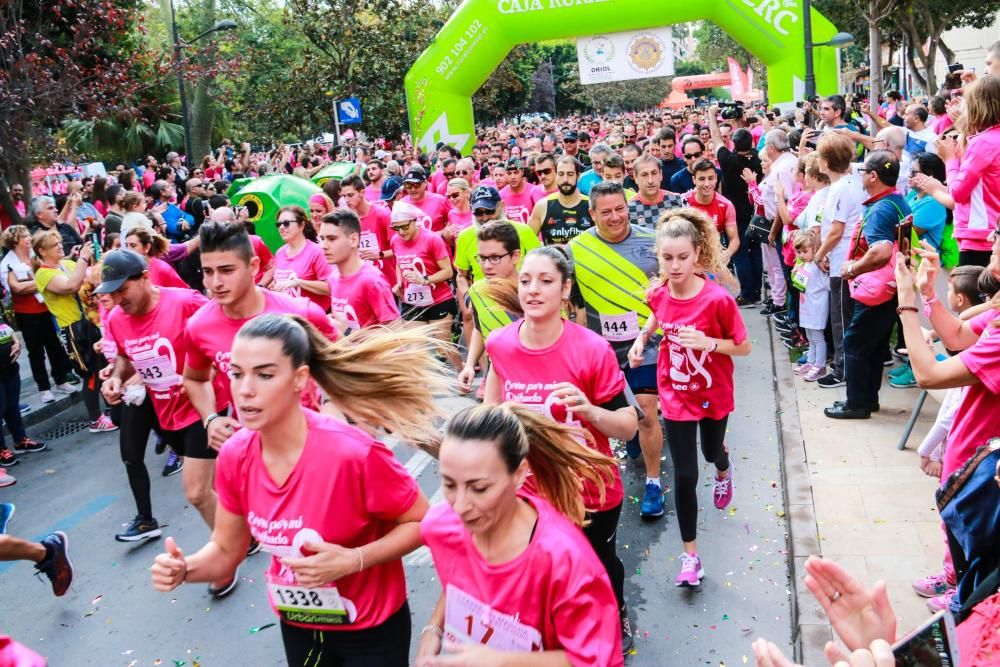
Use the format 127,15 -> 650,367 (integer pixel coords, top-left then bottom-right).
0,313 -> 792,666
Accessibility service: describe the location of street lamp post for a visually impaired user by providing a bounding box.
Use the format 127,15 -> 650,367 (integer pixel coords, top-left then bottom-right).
803,0 -> 855,99
169,0 -> 237,168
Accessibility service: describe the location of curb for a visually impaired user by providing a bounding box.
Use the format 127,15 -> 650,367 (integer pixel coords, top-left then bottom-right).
770,323 -> 833,664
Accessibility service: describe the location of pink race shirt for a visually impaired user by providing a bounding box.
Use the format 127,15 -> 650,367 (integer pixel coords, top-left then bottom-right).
274,241 -> 333,311
390,229 -> 454,308
358,205 -> 396,286
486,320 -> 625,511
250,235 -> 274,284
446,208 -> 474,233
683,191 -> 737,234
943,309 -> 1000,476
500,184 -> 542,226
649,279 -> 747,421
363,184 -> 382,203
421,494 -> 624,665
215,409 -> 419,631
403,192 -> 450,232
185,290 -> 335,411
328,263 -> 400,330
148,257 -> 188,289
107,287 -> 214,431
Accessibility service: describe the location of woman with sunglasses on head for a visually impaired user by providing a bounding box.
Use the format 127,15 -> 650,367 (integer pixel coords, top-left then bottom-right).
152,314 -> 450,666
480,246 -> 639,654
269,206 -> 332,312
414,403 -> 624,666
309,193 -> 337,237
389,202 -> 462,369
443,179 -> 474,249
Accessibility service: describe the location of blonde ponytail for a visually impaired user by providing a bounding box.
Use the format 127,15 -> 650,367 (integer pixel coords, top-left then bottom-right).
445,403 -> 618,526
237,314 -> 455,448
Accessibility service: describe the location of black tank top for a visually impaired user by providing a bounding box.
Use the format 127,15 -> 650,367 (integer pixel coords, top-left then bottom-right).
541,196 -> 593,246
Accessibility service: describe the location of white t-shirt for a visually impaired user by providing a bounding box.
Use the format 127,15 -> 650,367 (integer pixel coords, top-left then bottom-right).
821,173 -> 865,278
0,251 -> 43,307
904,126 -> 938,156
796,186 -> 829,231
795,260 -> 830,330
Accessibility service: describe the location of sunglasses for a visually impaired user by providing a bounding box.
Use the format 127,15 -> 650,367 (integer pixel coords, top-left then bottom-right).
443,171 -> 456,178
684,151 -> 703,160
609,143 -> 624,150
473,209 -> 496,217
390,221 -> 414,231
457,169 -> 472,176
276,219 -> 297,228
535,167 -> 553,176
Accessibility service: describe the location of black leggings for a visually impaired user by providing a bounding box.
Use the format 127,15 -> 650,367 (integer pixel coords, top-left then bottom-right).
280,601 -> 411,667
15,311 -> 74,390
583,503 -> 626,612
119,399 -> 163,519
665,416 -> 730,543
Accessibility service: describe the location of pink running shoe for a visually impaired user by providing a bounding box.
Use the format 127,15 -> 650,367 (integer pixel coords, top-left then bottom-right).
713,463 -> 734,510
804,365 -> 826,382
89,414 -> 119,434
793,363 -> 811,376
912,572 -> 956,598
674,552 -> 704,587
926,590 -> 955,612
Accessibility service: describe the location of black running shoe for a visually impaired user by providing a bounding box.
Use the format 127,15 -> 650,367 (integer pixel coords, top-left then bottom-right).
760,303 -> 783,316
35,531 -> 74,596
208,566 -> 240,599
0,448 -> 19,467
247,539 -> 262,557
115,516 -> 162,543
620,607 -> 634,655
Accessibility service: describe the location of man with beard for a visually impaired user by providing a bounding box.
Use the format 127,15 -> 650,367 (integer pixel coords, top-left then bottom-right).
529,155 -> 593,246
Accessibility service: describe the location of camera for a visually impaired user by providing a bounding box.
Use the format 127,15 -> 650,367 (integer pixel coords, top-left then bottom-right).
718,101 -> 744,120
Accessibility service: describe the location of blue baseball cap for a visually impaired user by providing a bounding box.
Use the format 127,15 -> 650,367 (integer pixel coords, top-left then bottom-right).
380,175 -> 404,201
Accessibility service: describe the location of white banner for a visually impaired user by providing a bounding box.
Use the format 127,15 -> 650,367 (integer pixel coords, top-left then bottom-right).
577,27 -> 675,86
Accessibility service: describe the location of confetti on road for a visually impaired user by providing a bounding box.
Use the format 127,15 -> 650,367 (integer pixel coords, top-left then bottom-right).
250,623 -> 276,634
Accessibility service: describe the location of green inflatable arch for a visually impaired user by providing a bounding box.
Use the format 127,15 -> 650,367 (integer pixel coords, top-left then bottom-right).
405,0 -> 840,155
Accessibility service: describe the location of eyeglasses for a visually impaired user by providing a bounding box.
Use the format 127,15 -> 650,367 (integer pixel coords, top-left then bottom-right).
683,151 -> 703,160
535,167 -> 553,176
476,252 -> 511,265
276,219 -> 297,228
473,209 -> 496,217
447,192 -> 463,200
390,221 -> 414,231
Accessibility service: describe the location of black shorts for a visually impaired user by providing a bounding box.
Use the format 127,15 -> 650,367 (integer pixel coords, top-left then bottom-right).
624,362 -> 658,395
160,418 -> 216,460
400,298 -> 458,323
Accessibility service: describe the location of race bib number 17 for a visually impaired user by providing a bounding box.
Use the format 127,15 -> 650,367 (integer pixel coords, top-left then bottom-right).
443,584 -> 543,653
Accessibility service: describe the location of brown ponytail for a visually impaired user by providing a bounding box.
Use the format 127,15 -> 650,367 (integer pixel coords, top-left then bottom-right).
125,226 -> 169,258
479,278 -> 523,317
445,403 -> 618,526
236,313 -> 455,447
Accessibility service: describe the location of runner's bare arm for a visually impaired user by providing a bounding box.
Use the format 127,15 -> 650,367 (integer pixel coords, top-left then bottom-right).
166,504 -> 251,585
296,278 -> 331,297
528,198 -> 546,235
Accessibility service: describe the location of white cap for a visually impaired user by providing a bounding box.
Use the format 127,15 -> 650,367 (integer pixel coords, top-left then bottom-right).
390,202 -> 424,224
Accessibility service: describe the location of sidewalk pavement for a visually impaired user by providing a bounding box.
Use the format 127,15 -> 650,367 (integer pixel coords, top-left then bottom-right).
776,329 -> 944,664
5,332 -> 84,437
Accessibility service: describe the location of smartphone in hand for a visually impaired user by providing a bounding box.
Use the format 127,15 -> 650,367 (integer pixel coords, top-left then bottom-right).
897,215 -> 914,267
892,609 -> 959,666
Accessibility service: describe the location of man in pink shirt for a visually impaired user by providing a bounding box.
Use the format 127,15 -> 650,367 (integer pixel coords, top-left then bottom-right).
499,157 -> 541,226
183,223 -> 335,452
320,209 -> 400,334
341,175 -> 396,286
401,166 -> 449,232
363,158 -> 386,202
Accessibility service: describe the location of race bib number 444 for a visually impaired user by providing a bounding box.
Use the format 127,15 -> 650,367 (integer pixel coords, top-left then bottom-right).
444,584 -> 543,653
599,311 -> 639,342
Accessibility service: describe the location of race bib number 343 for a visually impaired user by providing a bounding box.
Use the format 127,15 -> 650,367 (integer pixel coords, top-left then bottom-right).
443,584 -> 543,653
